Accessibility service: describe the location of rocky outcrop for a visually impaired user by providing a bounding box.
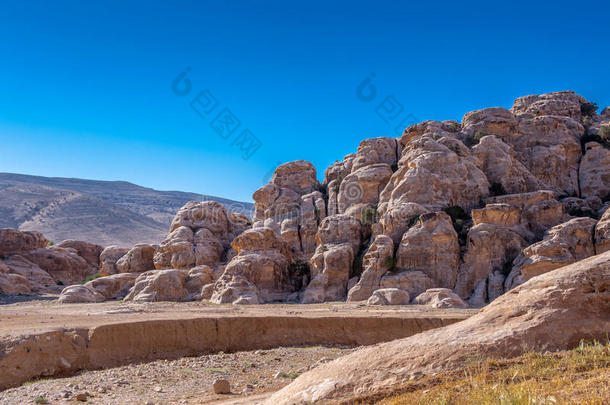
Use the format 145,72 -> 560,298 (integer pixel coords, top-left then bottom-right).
379,270 -> 434,298
506,217 -> 597,289
0,261 -> 31,294
124,267 -> 213,302
58,273 -> 138,303
0,255 -> 58,293
99,246 -> 129,276
413,288 -> 468,308
0,229 -> 48,256
346,235 -> 393,302
395,212 -> 459,289
510,90 -> 590,120
209,228 -> 294,305
115,243 -> 156,273
366,288 -> 410,306
268,250 -> 610,404
302,215 -> 363,304
55,240 -> 103,272
21,247 -> 89,285
579,142 -> 610,199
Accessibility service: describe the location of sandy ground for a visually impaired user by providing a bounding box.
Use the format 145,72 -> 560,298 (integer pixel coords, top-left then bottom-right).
0,345 -> 351,404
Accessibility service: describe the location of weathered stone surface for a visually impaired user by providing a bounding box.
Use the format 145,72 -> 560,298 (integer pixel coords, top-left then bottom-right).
99,246 -> 129,276
461,108 -> 518,141
337,164 -> 392,217
471,203 -> 521,227
58,272 -> 139,304
0,261 -> 32,294
0,255 -> 58,293
454,223 -> 526,299
209,228 -> 294,305
347,235 -> 393,302
125,267 -> 213,302
303,215 -> 362,304
377,202 -> 429,245
560,196 -> 602,219
510,90 -> 589,120
55,240 -> 103,270
269,251 -> 610,403
507,217 -> 597,289
379,136 -> 489,211
366,288 -> 410,306
595,207 -> 610,254
0,229 -> 48,256
351,137 -> 399,172
153,226 -> 224,269
22,247 -> 89,285
413,288 -> 468,308
396,212 -> 459,289
579,142 -> 610,199
379,270 -> 434,298
472,135 -> 542,194
115,243 -> 156,273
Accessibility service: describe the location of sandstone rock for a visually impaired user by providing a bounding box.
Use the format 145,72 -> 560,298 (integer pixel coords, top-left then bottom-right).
508,217 -> 597,288
461,107 -> 518,141
0,271 -> 32,294
124,267 -> 213,302
579,142 -> 610,199
351,137 -> 399,172
267,251 -> 610,404
0,229 -> 48,256
510,90 -> 589,120
154,226 -> 223,269
396,212 -> 459,289
379,136 -> 489,211
58,273 -> 138,303
366,288 -> 410,306
379,270 -> 434,298
377,202 -> 429,245
99,246 -> 129,276
560,196 -> 601,219
209,228 -> 294,304
55,240 -> 103,270
454,223 -> 526,299
595,207 -> 610,254
413,288 -> 468,308
346,235 -> 393,302
472,135 -> 542,194
22,247 -> 89,285
302,215 -> 362,304
337,163 -> 392,217
0,255 -> 58,293
471,203 -> 521,227
213,379 -> 231,394
169,201 -> 232,240
115,244 -> 156,273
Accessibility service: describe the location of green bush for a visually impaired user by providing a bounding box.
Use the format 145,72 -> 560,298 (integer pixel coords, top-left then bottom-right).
81,273 -> 101,284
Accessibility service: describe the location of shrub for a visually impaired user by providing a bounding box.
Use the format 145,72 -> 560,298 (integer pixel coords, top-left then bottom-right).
81,273 -> 101,284
384,256 -> 396,270
34,397 -> 48,404
47,241 -> 54,247
473,129 -> 487,144
390,162 -> 398,172
362,207 -> 378,225
406,215 -> 420,228
581,101 -> 598,117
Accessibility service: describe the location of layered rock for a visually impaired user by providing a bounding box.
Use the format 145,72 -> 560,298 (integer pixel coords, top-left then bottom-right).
506,217 -> 597,289
58,273 -> 138,303
124,267 -> 213,302
209,228 -> 294,304
21,247 -> 89,285
99,246 -> 129,276
268,250 -> 610,403
595,207 -> 610,254
302,215 -> 362,304
395,212 -> 459,289
346,235 -> 393,302
413,288 -> 468,308
115,243 -> 156,273
0,229 -> 48,256
366,288 -> 410,306
55,240 -> 103,272
379,271 -> 434,298
0,261 -> 31,294
510,90 -> 590,120
579,142 -> 610,199
0,255 -> 58,293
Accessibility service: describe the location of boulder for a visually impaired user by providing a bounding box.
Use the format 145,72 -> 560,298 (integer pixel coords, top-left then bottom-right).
351,137 -> 399,172
154,226 -> 224,269
115,243 -> 156,273
366,288 -> 410,306
59,273 -> 139,303
510,90 -> 590,120
337,164 -> 392,217
461,107 -> 518,141
0,229 -> 48,256
379,270 -> 434,298
560,196 -> 602,219
55,240 -> 103,270
268,251 -> 610,403
22,247 -> 89,285
124,267 -> 214,302
99,246 -> 129,276
595,207 -> 610,254
579,142 -> 610,199
0,255 -> 58,293
346,235 -> 393,302
377,202 -> 429,245
0,265 -> 32,294
413,288 -> 468,308
395,212 -> 459,289
507,217 -> 597,288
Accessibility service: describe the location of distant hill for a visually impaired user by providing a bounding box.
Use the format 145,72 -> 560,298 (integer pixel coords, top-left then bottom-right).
0,173 -> 254,247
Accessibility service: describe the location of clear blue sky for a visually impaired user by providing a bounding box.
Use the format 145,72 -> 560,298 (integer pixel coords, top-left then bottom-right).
1,1 -> 609,202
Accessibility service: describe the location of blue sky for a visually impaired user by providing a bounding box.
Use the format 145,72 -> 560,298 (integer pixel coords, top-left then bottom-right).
1,1 -> 609,202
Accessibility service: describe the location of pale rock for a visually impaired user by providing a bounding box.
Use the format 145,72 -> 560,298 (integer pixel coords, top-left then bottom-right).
379,270 -> 434,298
579,142 -> 610,199
413,288 -> 468,308
0,229 -> 48,255
510,90 -> 589,120
99,246 -> 129,276
115,243 -> 156,273
55,240 -> 103,271
22,247 -> 89,285
124,267 -> 213,302
347,235 -> 393,302
337,163 -> 392,216
58,273 -> 138,303
0,255 -> 58,293
595,207 -> 610,254
471,203 -> 521,227
461,107 -> 518,141
351,137 -> 399,171
396,212 -> 459,289
366,288 -> 410,306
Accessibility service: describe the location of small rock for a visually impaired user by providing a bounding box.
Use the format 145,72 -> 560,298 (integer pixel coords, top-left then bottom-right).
75,392 -> 89,402
212,379 -> 231,394
60,390 -> 72,398
97,387 -> 107,394
154,386 -> 163,393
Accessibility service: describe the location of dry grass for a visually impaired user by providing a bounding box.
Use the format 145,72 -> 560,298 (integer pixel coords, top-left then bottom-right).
360,341 -> 610,405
